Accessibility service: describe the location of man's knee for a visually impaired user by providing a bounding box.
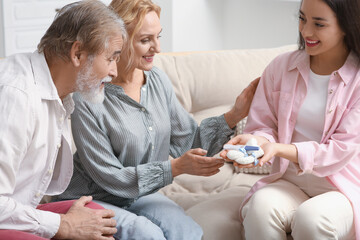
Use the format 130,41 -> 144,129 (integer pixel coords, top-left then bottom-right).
37,199 -> 104,214
0,230 -> 48,240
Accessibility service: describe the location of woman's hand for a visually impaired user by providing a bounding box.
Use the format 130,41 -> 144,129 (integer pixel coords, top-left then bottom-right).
171,148 -> 225,177
220,134 -> 270,168
256,142 -> 277,166
224,77 -> 260,128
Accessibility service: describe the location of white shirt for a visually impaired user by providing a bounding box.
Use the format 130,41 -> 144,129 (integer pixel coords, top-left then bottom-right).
0,52 -> 74,238
283,69 -> 337,196
292,69 -> 330,143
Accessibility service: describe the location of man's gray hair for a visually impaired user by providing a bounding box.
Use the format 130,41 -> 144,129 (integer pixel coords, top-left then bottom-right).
38,0 -> 127,61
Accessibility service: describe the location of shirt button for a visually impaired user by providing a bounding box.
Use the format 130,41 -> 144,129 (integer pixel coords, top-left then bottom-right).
48,169 -> 53,175
59,116 -> 64,122
152,146 -> 155,150
141,108 -> 146,112
149,127 -> 153,131
334,72 -> 338,75
142,87 -> 146,91
328,109 -> 333,114
57,143 -> 61,149
329,89 -> 334,94
35,192 -> 41,197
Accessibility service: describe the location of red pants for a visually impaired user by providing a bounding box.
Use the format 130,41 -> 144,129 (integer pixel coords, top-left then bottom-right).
0,200 -> 104,240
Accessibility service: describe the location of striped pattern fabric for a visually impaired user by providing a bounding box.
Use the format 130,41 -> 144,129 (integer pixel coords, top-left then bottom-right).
56,67 -> 234,207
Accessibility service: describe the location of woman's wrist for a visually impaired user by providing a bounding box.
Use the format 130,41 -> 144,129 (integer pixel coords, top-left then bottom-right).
274,143 -> 298,163
224,108 -> 243,129
171,158 -> 181,177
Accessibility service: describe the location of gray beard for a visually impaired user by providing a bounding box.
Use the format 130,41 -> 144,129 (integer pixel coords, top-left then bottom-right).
76,60 -> 110,104
79,85 -> 105,104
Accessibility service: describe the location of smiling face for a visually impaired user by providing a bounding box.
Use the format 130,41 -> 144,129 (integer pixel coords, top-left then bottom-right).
132,11 -> 162,71
299,0 -> 346,60
76,35 -> 123,103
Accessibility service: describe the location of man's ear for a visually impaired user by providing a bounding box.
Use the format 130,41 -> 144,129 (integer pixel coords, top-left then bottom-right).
70,41 -> 86,67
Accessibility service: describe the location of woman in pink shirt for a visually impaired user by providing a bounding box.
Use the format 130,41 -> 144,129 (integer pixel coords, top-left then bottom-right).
221,0 -> 360,239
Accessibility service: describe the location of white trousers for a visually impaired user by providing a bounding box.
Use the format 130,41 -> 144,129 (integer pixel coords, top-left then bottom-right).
241,180 -> 355,240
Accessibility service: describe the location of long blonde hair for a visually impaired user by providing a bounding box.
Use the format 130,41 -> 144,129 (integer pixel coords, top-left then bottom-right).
110,0 -> 161,72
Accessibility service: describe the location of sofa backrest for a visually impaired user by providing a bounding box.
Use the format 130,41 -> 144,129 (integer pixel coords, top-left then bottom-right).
153,44 -> 297,123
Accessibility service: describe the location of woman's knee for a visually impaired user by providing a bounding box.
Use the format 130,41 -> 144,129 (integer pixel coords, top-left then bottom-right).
116,215 -> 166,240
292,203 -> 336,240
243,187 -> 287,223
142,205 -> 203,240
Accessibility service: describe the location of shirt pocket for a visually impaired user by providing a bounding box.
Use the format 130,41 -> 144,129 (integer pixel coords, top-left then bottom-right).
326,104 -> 347,136
271,91 -> 293,119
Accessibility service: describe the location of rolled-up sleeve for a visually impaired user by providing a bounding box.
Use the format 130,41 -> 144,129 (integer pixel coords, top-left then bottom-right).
294,100 -> 360,177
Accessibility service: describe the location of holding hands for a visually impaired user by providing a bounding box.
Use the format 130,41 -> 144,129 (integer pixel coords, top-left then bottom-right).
220,134 -> 275,168
221,134 -> 298,167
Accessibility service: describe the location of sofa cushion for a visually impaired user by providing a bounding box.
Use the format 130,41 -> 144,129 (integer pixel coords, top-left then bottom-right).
159,164 -> 263,210
154,45 -> 298,123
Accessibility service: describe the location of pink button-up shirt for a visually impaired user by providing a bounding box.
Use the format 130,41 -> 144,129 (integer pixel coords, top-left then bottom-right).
241,50 -> 360,239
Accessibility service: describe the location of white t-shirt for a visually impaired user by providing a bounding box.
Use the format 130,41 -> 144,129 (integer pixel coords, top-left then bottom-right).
283,69 -> 337,197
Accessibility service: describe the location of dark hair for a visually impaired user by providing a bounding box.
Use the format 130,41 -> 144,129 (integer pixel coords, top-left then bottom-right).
298,0 -> 360,60
38,0 -> 126,61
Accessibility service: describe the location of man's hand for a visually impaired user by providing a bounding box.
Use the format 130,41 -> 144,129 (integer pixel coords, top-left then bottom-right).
54,196 -> 117,240
224,77 -> 260,128
171,148 -> 225,177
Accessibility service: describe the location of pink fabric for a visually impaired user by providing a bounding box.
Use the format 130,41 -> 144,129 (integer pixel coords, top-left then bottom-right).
0,200 -> 104,240
36,199 -> 104,213
240,50 -> 360,240
0,230 -> 48,240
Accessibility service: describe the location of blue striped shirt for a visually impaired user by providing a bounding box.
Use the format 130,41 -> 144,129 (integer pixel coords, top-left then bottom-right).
56,67 -> 234,207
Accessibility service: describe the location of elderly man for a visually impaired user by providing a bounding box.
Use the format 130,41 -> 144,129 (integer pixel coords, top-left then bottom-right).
0,1 -> 126,239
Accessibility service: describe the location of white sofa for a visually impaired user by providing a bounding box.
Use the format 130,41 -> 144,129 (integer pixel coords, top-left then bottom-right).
153,44 -> 297,240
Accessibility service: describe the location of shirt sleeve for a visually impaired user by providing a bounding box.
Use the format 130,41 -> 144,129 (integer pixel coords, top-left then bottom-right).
0,85 -> 60,238
71,95 -> 172,199
294,97 -> 360,177
154,68 -> 235,158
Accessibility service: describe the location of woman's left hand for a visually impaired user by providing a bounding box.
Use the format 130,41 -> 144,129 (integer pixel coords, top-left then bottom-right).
257,142 -> 277,166
224,77 -> 260,128
233,77 -> 260,119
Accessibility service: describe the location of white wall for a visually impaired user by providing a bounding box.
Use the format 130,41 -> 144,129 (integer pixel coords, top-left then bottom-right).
0,0 -> 301,56
172,0 -> 224,51
223,0 -> 301,50
0,1 -> 4,57
153,0 -> 173,52
155,0 -> 301,52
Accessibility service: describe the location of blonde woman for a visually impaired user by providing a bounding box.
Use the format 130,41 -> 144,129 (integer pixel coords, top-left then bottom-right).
56,0 -> 258,239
